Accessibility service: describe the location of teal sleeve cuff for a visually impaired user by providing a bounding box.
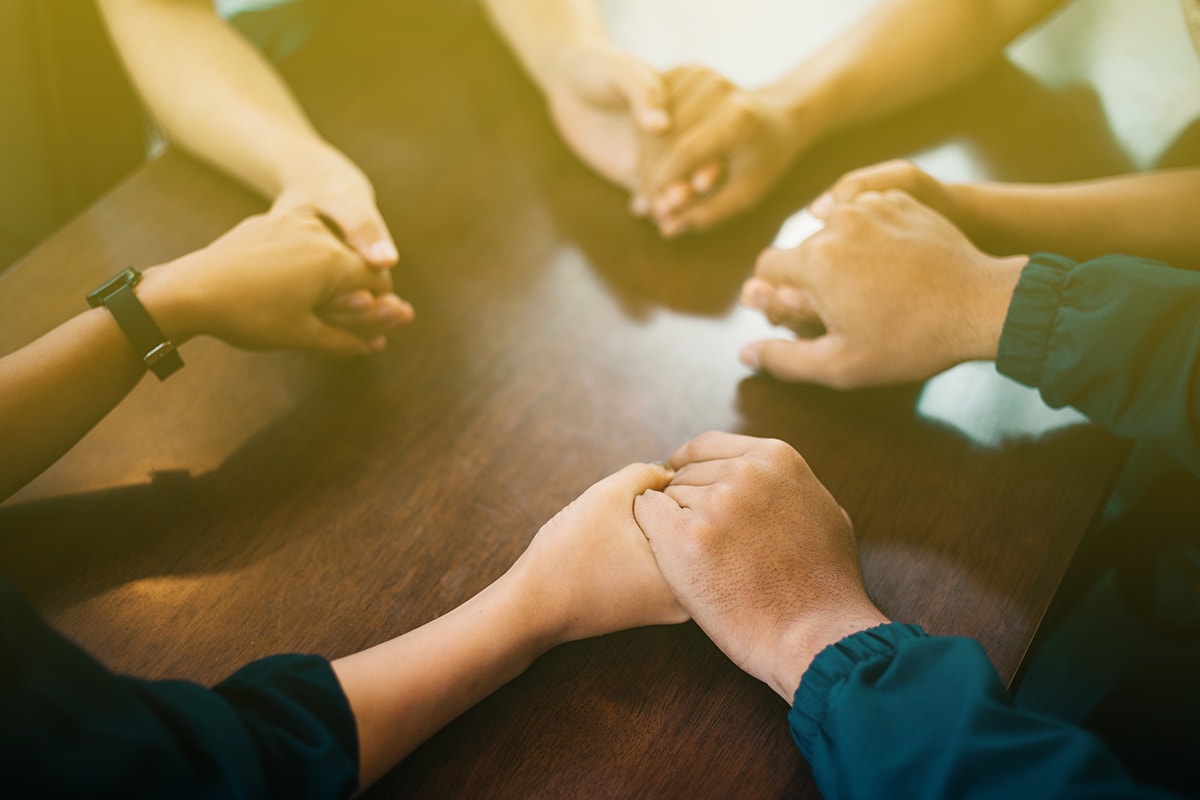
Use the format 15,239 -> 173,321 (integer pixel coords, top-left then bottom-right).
788,622 -> 926,758
995,252 -> 1078,389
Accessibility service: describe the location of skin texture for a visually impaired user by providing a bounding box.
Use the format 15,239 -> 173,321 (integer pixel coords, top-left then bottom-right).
0,209 -> 407,503
95,0 -> 405,331
635,432 -> 889,702
738,190 -> 1026,388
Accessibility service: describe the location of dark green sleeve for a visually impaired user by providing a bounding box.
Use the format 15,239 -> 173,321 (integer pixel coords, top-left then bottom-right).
0,576 -> 359,799
997,252 -> 1200,471
788,623 -> 1178,799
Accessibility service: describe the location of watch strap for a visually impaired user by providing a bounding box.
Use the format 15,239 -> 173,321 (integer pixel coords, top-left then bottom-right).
88,268 -> 184,381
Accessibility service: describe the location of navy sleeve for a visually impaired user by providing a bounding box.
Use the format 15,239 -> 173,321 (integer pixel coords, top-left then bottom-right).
0,577 -> 358,799
787,623 -> 1179,799
997,252 -> 1200,472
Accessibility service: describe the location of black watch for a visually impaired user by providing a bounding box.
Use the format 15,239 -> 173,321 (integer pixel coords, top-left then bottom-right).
87,267 -> 184,381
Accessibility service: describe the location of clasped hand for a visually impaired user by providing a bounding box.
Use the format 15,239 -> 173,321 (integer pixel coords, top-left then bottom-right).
516,432 -> 885,705
547,49 -> 803,236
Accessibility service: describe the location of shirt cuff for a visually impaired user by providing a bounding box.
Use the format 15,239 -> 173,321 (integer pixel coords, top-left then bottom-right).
995,252 -> 1078,389
788,622 -> 926,757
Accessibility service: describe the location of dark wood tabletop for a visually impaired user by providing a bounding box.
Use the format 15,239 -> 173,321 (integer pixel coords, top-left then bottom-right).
5,0 -> 1192,796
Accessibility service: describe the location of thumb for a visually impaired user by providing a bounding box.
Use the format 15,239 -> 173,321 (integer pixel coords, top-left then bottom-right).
608,56 -> 671,133
632,489 -> 684,544
611,461 -> 675,498
327,204 -> 399,270
739,336 -> 846,386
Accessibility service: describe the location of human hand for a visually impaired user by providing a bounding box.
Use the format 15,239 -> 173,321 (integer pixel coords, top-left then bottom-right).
543,37 -> 671,189
810,159 -> 958,222
139,209 -> 412,356
632,65 -> 804,237
739,190 -> 1025,388
273,141 -> 400,269
634,432 -> 888,701
507,462 -> 689,646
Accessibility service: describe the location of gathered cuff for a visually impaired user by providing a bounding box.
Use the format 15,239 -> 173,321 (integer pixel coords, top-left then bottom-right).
788,622 -> 926,756
996,252 -> 1078,389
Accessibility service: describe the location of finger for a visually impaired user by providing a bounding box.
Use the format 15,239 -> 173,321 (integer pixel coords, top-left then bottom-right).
752,245 -> 810,289
327,204 -> 399,269
667,431 -> 762,470
739,336 -> 848,386
824,159 -> 917,209
375,292 -> 415,326
690,162 -> 722,194
323,292 -> 414,332
334,258 -> 395,300
632,489 -> 685,543
658,180 -> 755,237
652,180 -> 695,220
608,57 -> 671,133
326,288 -> 375,315
666,459 -> 726,488
644,120 -> 731,204
606,461 -> 676,500
663,483 -> 711,510
741,280 -> 820,330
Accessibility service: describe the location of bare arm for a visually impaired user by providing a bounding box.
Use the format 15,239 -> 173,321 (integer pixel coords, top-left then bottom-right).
768,0 -> 1067,145
332,462 -> 687,788
821,161 -> 1200,266
637,0 -> 1067,234
0,211 -> 406,503
481,0 -> 669,188
95,0 -> 398,266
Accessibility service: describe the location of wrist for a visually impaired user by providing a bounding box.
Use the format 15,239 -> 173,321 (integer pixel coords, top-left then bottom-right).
490,562 -> 575,657
764,605 -> 891,703
964,254 -> 1027,363
132,259 -> 204,346
755,71 -> 832,156
273,136 -> 357,201
538,33 -> 607,96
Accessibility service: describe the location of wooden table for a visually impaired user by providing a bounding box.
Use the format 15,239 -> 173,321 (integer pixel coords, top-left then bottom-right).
4,0 -> 1194,796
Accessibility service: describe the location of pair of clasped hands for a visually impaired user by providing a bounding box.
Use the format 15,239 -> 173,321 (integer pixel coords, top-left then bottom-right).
545,47 -> 804,239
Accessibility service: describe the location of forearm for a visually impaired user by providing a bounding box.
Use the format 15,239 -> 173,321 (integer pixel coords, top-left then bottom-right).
96,0 -> 330,198
0,310 -> 147,502
764,0 -> 1064,148
947,169 -> 1200,266
481,0 -> 606,92
332,569 -> 555,789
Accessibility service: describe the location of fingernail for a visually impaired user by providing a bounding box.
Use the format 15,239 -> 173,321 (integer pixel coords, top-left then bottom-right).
810,192 -> 833,218
346,292 -> 372,311
739,346 -> 760,369
369,335 -> 387,352
369,241 -> 399,265
631,195 -> 650,216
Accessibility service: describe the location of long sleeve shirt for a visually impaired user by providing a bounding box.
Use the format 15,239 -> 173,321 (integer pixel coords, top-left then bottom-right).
788,252 -> 1200,799
0,575 -> 359,799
